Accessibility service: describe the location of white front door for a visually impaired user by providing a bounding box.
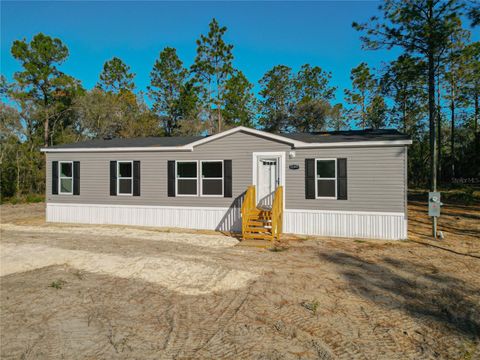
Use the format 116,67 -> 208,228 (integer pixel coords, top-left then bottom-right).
257,157 -> 279,208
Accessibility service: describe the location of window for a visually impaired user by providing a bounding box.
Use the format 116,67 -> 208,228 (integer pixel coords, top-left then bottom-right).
117,161 -> 133,195
201,161 -> 223,196
316,159 -> 336,198
176,161 -> 198,195
59,161 -> 73,194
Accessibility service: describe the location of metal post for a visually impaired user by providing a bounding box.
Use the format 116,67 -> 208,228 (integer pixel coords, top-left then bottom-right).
428,191 -> 442,240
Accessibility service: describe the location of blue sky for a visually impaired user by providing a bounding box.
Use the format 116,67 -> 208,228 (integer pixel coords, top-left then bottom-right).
1,1 -> 477,106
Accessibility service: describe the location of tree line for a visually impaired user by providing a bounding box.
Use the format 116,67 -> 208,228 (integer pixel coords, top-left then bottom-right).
1,0 -> 479,199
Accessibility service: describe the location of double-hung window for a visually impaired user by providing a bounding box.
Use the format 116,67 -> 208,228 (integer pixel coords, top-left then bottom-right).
316,159 -> 336,198
201,161 -> 223,196
176,161 -> 198,196
117,161 -> 133,195
59,161 -> 73,195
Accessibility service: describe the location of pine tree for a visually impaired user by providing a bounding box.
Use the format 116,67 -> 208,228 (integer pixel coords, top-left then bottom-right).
191,18 -> 234,133
295,64 -> 336,102
222,71 -> 256,128
293,64 -> 337,132
344,63 -> 375,129
382,55 -> 427,134
328,103 -> 349,131
11,33 -> 80,146
353,0 -> 467,194
258,65 -> 295,132
97,57 -> 135,94
148,47 -> 189,135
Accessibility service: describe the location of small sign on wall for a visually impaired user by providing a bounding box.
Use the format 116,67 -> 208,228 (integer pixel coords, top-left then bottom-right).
289,164 -> 300,170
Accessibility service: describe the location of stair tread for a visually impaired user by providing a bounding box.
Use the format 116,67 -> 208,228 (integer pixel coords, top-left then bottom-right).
243,234 -> 274,240
246,219 -> 271,224
245,229 -> 272,233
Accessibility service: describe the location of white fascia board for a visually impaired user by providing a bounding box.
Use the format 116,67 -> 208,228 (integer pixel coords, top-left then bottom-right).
188,126 -> 302,148
294,139 -> 412,148
41,146 -> 194,153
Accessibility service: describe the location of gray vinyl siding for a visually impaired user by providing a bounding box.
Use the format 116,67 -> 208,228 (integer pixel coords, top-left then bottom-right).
46,130 -> 407,214
46,131 -> 290,207
285,146 -> 407,213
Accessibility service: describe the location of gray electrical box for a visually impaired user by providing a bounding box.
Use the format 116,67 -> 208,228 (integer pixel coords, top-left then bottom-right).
428,192 -> 442,217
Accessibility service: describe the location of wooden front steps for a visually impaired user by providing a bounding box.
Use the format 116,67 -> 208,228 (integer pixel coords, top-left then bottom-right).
244,210 -> 272,239
241,186 -> 283,242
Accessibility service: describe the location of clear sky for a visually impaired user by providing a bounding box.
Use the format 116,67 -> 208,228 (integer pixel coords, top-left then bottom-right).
1,1 -> 475,105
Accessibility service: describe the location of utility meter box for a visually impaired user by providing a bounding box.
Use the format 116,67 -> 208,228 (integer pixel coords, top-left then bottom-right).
428,192 -> 442,217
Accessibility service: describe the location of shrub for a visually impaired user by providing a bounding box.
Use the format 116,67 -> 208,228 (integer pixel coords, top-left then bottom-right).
50,279 -> 67,289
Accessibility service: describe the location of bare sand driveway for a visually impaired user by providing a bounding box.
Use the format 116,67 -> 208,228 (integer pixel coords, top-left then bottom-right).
1,202 -> 479,359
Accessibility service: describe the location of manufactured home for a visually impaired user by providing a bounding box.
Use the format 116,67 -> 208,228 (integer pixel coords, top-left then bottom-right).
41,126 -> 412,240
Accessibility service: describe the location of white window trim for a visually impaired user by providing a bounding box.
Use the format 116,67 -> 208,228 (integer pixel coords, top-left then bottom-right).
200,160 -> 224,197
117,160 -> 133,196
175,160 -> 199,197
58,161 -> 73,195
315,158 -> 337,199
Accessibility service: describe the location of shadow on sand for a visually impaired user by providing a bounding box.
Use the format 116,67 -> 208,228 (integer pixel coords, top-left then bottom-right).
319,251 -> 480,338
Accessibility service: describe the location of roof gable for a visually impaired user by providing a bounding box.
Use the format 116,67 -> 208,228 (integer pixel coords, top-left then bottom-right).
188,126 -> 300,148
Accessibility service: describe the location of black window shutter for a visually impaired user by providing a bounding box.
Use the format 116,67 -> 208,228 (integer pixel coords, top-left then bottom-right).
167,160 -> 175,197
52,161 -> 59,195
133,161 -> 141,196
337,158 -> 347,200
224,160 -> 232,197
73,161 -> 80,195
110,161 -> 117,196
305,158 -> 315,199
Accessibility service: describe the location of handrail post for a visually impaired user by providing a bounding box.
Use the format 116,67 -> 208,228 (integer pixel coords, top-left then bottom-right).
241,185 -> 256,240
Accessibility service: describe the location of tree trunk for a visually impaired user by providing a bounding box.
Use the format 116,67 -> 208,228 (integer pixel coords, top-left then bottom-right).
216,76 -> 222,134
43,92 -> 49,147
475,88 -> 479,160
428,52 -> 437,193
362,93 -> 366,129
475,88 -> 479,134
44,110 -> 49,147
436,75 -> 442,182
16,150 -> 21,196
450,84 -> 455,178
217,106 -> 222,133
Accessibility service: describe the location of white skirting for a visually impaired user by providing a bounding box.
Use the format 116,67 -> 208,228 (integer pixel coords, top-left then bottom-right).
46,203 -> 407,240
46,203 -> 241,232
284,209 -> 407,240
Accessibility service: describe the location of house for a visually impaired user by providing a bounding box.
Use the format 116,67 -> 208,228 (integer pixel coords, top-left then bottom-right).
41,126 -> 412,240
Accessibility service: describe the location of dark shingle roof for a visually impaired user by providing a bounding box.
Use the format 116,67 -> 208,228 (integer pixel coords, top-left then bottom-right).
48,128 -> 409,149
281,129 -> 410,143
49,135 -> 205,149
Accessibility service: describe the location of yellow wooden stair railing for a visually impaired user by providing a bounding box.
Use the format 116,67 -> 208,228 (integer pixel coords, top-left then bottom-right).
241,185 -> 283,241
270,185 -> 283,241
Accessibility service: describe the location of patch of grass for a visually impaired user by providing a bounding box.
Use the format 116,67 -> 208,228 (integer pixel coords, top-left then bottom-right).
49,279 -> 66,289
409,187 -> 480,205
25,194 -> 44,203
269,245 -> 289,252
354,239 -> 366,243
443,188 -> 477,205
301,299 -> 319,315
2,194 -> 45,205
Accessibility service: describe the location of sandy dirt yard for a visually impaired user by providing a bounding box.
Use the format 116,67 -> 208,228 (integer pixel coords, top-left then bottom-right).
1,201 -> 479,359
